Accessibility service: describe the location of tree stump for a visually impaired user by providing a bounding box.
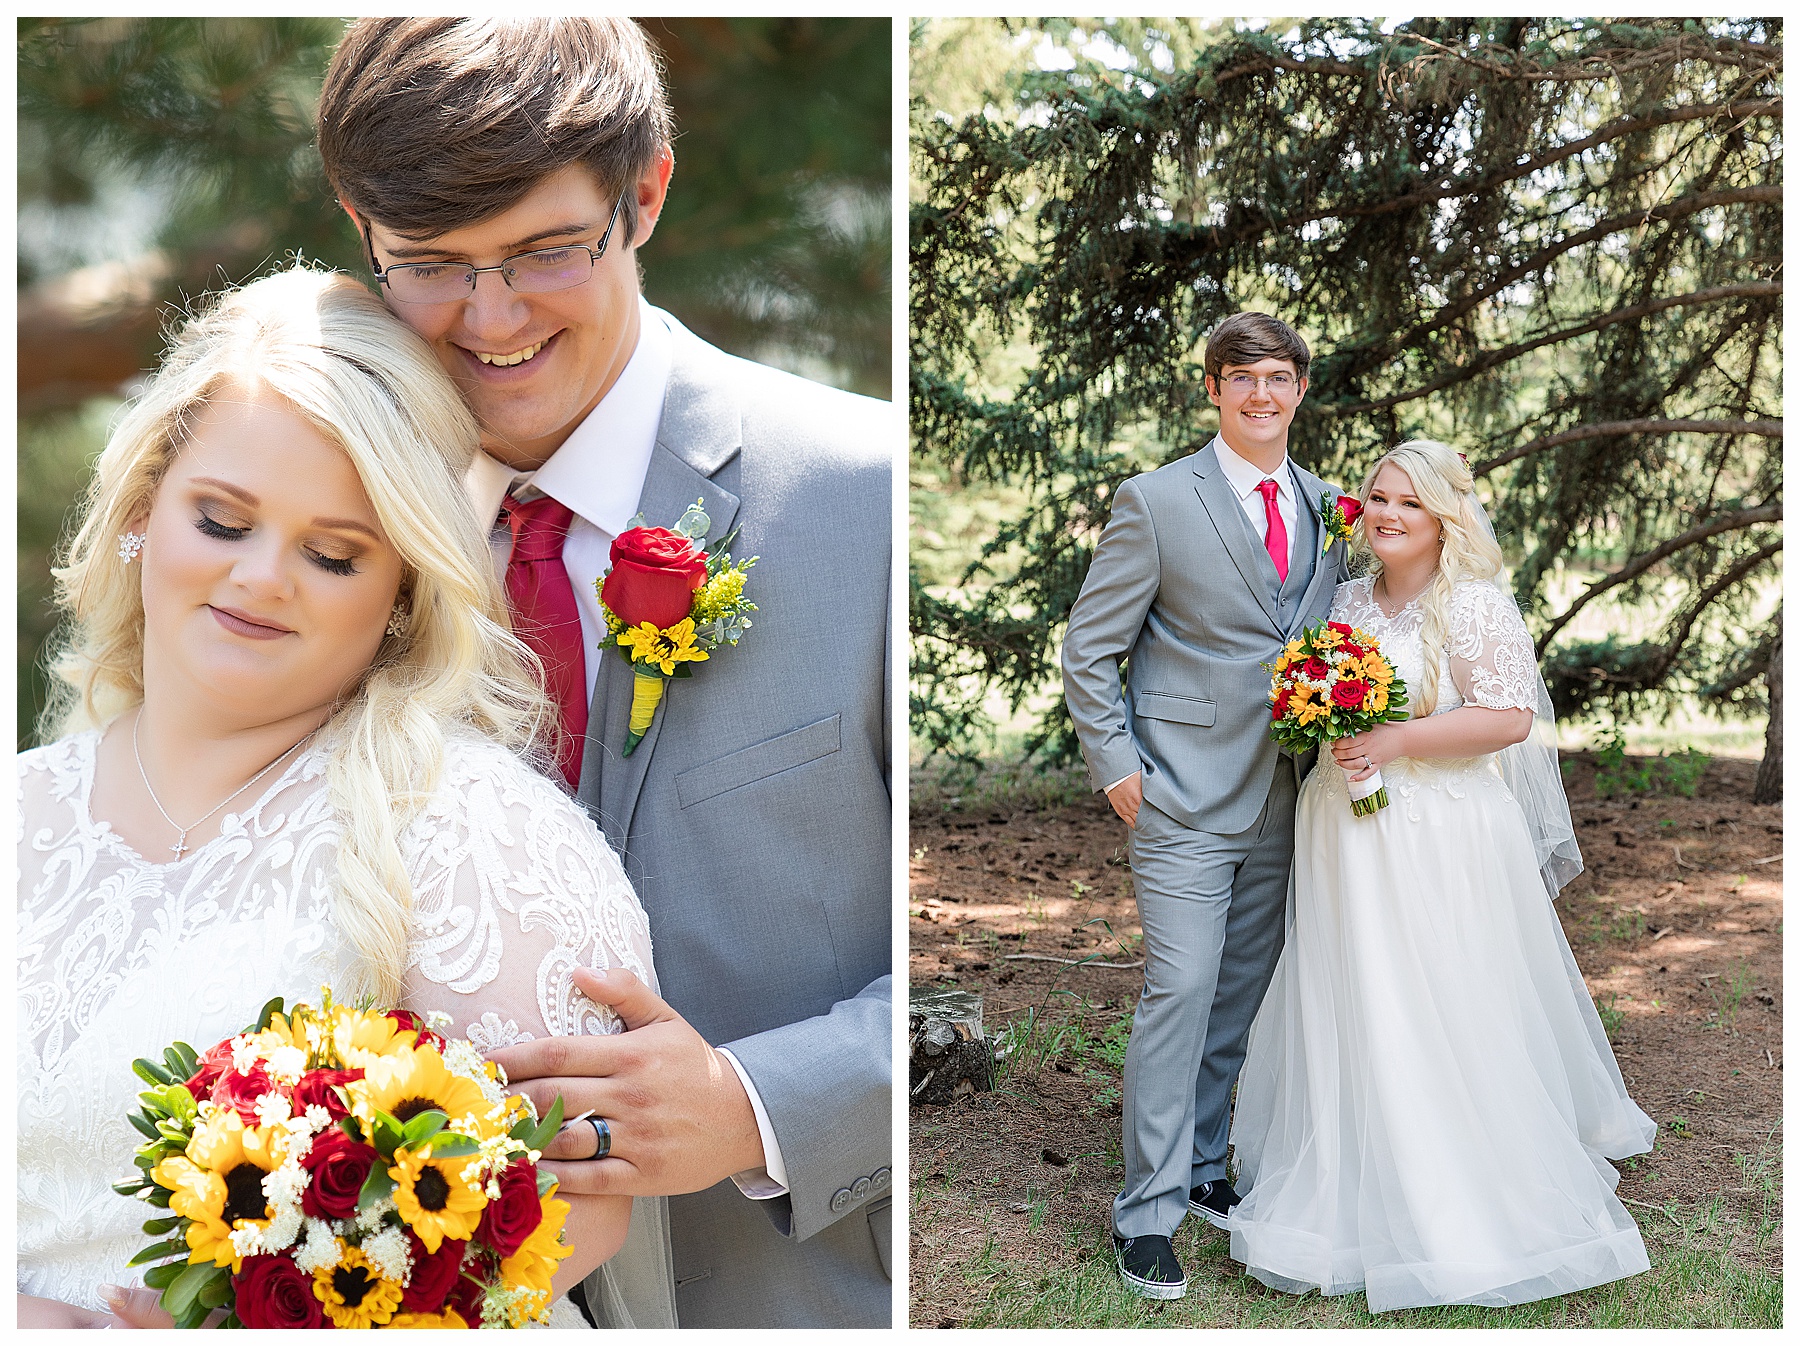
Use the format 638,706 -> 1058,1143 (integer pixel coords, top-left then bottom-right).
909,986 -> 992,1106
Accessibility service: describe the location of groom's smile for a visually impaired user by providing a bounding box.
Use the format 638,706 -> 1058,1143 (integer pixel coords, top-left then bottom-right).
1206,356 -> 1307,468
353,159 -> 673,471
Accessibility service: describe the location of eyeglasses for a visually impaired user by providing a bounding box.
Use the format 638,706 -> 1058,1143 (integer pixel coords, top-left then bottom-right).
362,196 -> 624,305
1221,372 -> 1299,394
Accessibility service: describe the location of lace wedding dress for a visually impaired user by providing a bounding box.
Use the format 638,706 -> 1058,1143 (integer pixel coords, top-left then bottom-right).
1229,577 -> 1657,1312
18,728 -> 660,1325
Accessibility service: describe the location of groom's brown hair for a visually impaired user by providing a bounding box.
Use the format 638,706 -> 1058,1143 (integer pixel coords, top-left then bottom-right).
318,17 -> 674,246
1204,312 -> 1311,381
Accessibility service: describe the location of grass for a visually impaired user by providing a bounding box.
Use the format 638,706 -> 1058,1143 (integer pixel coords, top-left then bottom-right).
912,1181 -> 1783,1328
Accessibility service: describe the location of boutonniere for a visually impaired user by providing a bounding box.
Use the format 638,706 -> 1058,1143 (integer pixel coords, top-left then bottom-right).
596,500 -> 757,756
1318,490 -> 1362,555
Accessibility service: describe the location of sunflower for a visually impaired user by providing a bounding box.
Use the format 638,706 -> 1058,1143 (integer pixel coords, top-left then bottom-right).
387,1308 -> 471,1328
314,1243 -> 405,1328
330,1005 -> 418,1068
164,1112 -> 285,1271
391,1143 -> 488,1252
350,1044 -> 492,1135
498,1194 -> 572,1298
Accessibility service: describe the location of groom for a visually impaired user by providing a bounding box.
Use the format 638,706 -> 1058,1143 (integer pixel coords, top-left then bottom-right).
317,19 -> 891,1328
1060,312 -> 1348,1299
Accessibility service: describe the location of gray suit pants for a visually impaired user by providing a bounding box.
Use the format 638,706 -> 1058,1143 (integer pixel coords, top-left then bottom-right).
1113,758 -> 1297,1239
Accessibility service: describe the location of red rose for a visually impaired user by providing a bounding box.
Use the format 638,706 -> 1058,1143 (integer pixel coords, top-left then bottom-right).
1340,643 -> 1365,658
1301,657 -> 1330,680
291,1067 -> 363,1121
1331,679 -> 1367,708
1271,689 -> 1291,720
601,527 -> 709,630
445,1253 -> 493,1324
184,1039 -> 237,1099
301,1128 -> 380,1221
1327,621 -> 1354,636
211,1065 -> 277,1125
1336,494 -> 1363,525
236,1254 -> 329,1329
475,1162 -> 544,1259
402,1232 -> 468,1313
384,1009 -> 446,1054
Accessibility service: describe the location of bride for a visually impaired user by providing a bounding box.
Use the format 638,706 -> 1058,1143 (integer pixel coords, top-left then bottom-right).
17,266 -> 664,1327
1228,440 -> 1658,1312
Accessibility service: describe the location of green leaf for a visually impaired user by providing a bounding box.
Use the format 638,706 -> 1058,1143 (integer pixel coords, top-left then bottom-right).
128,1112 -> 161,1141
536,1167 -> 559,1197
169,1041 -> 200,1078
128,1238 -> 189,1267
524,1094 -> 566,1152
400,1109 -> 449,1148
420,1133 -> 479,1159
132,1057 -> 175,1087
113,1178 -> 150,1196
358,1162 -> 397,1211
164,1261 -> 217,1318
142,1261 -> 186,1291
174,1300 -> 211,1330
144,1185 -> 173,1209
253,996 -> 285,1032
370,1109 -> 403,1157
198,1274 -> 233,1311
141,1215 -> 182,1236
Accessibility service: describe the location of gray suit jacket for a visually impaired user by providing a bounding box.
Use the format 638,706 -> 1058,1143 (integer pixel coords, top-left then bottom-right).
1062,438 -> 1349,834
576,315 -> 892,1327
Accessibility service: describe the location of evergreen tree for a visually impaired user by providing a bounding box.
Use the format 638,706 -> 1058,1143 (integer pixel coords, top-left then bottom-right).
911,17 -> 1780,765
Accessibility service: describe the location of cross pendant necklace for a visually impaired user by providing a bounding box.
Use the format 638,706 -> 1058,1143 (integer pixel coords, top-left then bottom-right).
132,711 -> 313,863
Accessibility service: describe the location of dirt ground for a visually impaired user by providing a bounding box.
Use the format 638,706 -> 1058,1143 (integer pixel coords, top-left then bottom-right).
907,752 -> 1782,1325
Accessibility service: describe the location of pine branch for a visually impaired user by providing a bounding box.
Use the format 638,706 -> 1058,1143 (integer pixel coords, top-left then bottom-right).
1341,282 -> 1781,415
1476,419 -> 1783,478
1538,513 -> 1782,656
1642,541 -> 1785,686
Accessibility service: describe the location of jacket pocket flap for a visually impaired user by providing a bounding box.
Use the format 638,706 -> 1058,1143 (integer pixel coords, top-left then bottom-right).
1134,691 -> 1216,727
676,713 -> 842,809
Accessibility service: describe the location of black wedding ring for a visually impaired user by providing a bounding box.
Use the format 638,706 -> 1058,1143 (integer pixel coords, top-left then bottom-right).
589,1115 -> 612,1160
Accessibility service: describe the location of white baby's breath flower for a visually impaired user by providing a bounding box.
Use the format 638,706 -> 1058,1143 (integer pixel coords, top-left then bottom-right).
362,1225 -> 413,1286
229,1035 -> 262,1073
266,1044 -> 308,1084
263,1202 -> 303,1253
292,1221 -> 341,1275
354,1195 -> 397,1234
230,1225 -> 265,1259
254,1092 -> 293,1128
426,1009 -> 455,1032
304,1104 -> 333,1131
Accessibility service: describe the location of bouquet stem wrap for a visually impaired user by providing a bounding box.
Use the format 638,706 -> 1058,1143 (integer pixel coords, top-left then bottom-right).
1344,764 -> 1389,816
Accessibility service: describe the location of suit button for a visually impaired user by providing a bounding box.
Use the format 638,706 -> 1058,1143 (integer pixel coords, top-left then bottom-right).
852,1176 -> 871,1200
871,1167 -> 891,1192
830,1187 -> 851,1214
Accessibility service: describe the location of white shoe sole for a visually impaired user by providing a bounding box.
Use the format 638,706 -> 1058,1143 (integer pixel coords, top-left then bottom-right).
1188,1202 -> 1235,1232
1114,1251 -> 1188,1300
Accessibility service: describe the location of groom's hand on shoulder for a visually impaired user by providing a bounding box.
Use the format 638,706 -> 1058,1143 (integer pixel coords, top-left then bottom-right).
486,967 -> 766,1197
1106,770 -> 1144,828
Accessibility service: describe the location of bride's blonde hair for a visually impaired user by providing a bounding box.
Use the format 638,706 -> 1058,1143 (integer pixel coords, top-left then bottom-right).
1350,439 -> 1505,718
46,263 -> 555,1003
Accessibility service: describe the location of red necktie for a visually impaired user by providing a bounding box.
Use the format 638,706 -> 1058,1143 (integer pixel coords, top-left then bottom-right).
1256,478 -> 1289,583
501,493 -> 588,789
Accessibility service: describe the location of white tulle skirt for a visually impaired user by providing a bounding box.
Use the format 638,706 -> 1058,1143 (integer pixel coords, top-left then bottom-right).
1229,755 -> 1657,1312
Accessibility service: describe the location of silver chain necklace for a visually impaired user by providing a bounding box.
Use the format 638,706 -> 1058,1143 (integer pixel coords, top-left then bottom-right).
131,711 -> 314,860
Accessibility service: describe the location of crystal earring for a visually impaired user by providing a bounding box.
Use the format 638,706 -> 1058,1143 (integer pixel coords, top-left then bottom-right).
386,603 -> 410,638
117,532 -> 146,563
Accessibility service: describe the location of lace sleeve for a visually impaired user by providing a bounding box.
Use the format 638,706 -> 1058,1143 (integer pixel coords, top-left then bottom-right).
398,738 -> 656,1051
1448,580 -> 1539,712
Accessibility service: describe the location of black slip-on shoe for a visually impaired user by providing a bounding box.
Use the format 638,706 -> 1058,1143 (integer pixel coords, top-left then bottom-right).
1112,1232 -> 1187,1300
1188,1179 -> 1242,1230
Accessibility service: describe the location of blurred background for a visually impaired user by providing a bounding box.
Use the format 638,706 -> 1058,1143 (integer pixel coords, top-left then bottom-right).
18,15 -> 891,746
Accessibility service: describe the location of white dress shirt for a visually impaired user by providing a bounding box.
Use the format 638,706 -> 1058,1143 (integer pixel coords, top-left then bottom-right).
1102,438 -> 1302,796
465,298 -> 790,1199
1212,435 -> 1299,576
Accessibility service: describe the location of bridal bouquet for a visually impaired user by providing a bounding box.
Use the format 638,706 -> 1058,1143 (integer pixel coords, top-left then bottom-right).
1267,620 -> 1411,815
596,498 -> 757,755
116,994 -> 569,1328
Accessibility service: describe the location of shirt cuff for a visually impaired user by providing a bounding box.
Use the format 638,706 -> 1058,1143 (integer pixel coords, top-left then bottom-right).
715,1047 -> 789,1200
1104,772 -> 1137,794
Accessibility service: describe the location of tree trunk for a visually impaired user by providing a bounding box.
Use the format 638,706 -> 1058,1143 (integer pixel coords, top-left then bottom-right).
909,985 -> 991,1105
1753,610 -> 1781,804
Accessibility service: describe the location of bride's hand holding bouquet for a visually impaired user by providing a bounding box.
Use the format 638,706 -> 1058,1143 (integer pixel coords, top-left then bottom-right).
1267,621 -> 1410,815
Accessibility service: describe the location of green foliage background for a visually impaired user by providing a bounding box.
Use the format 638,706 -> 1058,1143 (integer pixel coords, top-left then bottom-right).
17,16 -> 891,746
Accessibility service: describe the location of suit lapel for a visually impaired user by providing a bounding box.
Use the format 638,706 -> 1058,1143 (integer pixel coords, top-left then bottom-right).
1191,440 -> 1282,629
1288,462 -> 1343,632
580,318 -> 743,849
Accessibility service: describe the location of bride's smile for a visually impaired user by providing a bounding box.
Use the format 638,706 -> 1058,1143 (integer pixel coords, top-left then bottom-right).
138,383 -> 404,722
